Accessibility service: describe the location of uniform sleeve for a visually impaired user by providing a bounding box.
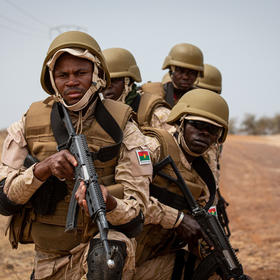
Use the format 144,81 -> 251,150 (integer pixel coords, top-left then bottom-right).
106,121 -> 152,225
141,132 -> 180,229
144,197 -> 180,229
0,116 -> 44,205
150,106 -> 176,134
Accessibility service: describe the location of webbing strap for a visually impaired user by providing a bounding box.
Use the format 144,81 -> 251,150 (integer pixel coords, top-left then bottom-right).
150,156 -> 216,212
51,99 -> 123,162
192,156 -> 216,211
163,82 -> 175,107
183,253 -> 196,279
171,249 -> 185,280
129,93 -> 141,113
172,132 -> 216,211
150,184 -> 188,211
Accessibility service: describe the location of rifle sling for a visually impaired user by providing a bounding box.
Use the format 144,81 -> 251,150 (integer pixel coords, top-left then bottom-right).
192,156 -> 216,211
51,99 -> 123,162
150,184 -> 189,211
150,156 -> 216,212
163,82 -> 175,107
129,93 -> 141,113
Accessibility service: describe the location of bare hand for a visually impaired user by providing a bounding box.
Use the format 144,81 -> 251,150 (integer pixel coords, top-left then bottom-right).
75,182 -> 117,216
176,214 -> 203,244
34,150 -> 77,181
176,214 -> 214,249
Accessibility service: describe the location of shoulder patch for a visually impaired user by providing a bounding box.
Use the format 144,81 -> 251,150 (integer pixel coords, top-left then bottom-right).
136,149 -> 151,165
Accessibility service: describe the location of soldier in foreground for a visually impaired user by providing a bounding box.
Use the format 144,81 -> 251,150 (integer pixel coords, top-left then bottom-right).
0,31 -> 153,280
141,43 -> 204,107
133,89 -> 243,279
102,47 -> 173,132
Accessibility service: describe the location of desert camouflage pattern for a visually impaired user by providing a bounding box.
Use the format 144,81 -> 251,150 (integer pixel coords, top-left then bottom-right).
0,111 -> 152,279
150,106 -> 176,134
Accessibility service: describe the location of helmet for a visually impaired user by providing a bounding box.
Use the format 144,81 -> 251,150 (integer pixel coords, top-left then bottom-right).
102,48 -> 142,82
167,89 -> 229,143
162,43 -> 204,74
195,64 -> 222,94
161,72 -> 171,84
41,31 -> 110,95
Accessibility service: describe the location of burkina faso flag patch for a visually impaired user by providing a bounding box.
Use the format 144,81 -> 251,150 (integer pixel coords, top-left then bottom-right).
208,206 -> 217,217
136,150 -> 151,165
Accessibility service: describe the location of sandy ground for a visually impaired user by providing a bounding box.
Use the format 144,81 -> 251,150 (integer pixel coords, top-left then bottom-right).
0,133 -> 279,279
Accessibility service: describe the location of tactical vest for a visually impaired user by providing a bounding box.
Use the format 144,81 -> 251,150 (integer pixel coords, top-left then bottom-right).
11,98 -> 131,253
141,82 -> 195,107
135,128 -> 208,265
136,93 -> 171,127
141,82 -> 175,107
141,82 -> 165,98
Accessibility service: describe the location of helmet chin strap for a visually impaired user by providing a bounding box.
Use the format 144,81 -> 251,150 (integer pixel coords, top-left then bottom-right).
170,65 -> 180,89
47,48 -> 106,112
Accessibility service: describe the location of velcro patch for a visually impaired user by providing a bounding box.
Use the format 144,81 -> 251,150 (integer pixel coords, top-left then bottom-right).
208,206 -> 217,217
136,149 -> 151,165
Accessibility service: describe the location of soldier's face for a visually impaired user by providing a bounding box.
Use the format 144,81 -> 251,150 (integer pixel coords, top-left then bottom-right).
183,120 -> 221,154
172,66 -> 198,91
54,53 -> 93,105
103,78 -> 125,100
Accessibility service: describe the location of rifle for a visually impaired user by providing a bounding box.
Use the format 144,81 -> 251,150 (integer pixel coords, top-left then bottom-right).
216,188 -> 231,238
153,156 -> 249,280
216,143 -> 231,238
59,104 -> 115,269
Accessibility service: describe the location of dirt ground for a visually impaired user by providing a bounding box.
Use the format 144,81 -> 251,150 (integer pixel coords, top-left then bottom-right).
0,134 -> 279,279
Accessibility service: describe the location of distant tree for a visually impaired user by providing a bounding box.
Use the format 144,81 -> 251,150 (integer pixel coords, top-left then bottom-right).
228,118 -> 238,134
255,116 -> 274,135
271,114 -> 280,134
240,113 -> 257,134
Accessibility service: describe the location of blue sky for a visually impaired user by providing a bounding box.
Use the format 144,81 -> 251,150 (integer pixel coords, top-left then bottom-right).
0,0 -> 279,129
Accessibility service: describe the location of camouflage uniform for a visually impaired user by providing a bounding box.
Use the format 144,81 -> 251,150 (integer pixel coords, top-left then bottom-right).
134,89 -> 229,280
133,132 -> 211,279
0,31 -> 152,280
0,111 -> 152,279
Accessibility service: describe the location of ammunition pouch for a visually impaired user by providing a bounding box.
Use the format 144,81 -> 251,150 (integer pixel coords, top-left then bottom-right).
30,175 -> 68,215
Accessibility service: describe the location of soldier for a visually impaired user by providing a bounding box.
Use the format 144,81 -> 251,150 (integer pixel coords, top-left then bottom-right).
142,43 -> 204,107
0,31 -> 153,280
102,48 -> 173,132
195,64 -> 230,237
195,64 -> 222,94
194,63 -> 223,181
134,89 -> 229,279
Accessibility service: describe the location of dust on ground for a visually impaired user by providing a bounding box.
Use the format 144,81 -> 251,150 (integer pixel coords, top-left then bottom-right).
0,133 -> 279,279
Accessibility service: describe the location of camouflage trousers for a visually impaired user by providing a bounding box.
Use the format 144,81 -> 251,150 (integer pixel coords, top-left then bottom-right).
33,230 -> 136,280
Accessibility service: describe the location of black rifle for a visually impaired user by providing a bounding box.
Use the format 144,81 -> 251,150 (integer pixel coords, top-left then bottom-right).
153,156 -> 249,280
216,188 -> 231,238
216,144 -> 231,238
59,104 -> 115,268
